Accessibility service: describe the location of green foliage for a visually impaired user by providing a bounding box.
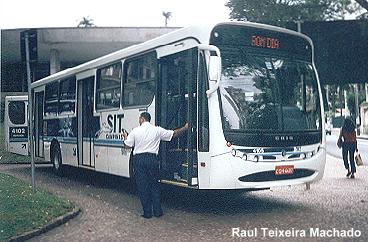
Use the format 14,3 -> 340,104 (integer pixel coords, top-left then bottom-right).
162,11 -> 172,27
225,0 -> 359,23
0,173 -> 74,240
325,84 -> 366,120
77,16 -> 95,28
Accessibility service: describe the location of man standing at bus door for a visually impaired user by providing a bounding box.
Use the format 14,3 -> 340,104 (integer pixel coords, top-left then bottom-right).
123,112 -> 189,219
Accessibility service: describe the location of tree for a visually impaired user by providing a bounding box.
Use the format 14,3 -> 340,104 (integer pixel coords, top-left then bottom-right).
162,11 -> 172,27
225,0 -> 359,23
77,16 -> 96,27
355,0 -> 368,11
355,0 -> 368,18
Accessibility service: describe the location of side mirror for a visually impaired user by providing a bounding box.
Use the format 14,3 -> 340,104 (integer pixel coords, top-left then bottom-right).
209,56 -> 220,81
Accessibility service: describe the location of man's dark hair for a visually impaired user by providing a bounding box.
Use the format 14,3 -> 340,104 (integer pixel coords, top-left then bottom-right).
140,112 -> 151,122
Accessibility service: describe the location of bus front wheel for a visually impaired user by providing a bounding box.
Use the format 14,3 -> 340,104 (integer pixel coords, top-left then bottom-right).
51,145 -> 63,175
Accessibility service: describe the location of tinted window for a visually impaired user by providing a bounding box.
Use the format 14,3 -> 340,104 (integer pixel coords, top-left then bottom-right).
123,52 -> 156,107
44,82 -> 59,116
8,101 -> 26,125
59,77 -> 76,115
198,52 -> 209,152
219,50 -> 321,132
96,63 -> 122,110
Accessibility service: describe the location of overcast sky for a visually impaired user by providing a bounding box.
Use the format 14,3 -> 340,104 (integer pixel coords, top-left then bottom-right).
0,0 -> 231,29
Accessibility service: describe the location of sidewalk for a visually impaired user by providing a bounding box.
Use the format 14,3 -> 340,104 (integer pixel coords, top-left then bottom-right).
357,134 -> 368,140
332,128 -> 368,140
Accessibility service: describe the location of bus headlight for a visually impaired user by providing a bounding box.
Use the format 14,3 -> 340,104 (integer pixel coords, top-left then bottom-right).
231,148 -> 248,161
305,151 -> 313,159
231,148 -> 261,163
231,148 -> 238,157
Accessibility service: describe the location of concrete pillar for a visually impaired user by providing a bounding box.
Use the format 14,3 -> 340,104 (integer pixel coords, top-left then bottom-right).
344,89 -> 349,117
361,83 -> 368,135
355,84 -> 360,135
50,49 -> 60,74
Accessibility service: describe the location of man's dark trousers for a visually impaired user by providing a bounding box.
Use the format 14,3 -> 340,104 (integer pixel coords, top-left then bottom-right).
342,142 -> 357,173
133,153 -> 163,217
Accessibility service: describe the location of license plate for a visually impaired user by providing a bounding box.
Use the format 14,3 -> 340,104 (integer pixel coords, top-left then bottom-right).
275,165 -> 294,175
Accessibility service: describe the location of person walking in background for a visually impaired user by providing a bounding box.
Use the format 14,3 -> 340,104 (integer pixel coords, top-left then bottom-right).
337,117 -> 358,178
123,112 -> 189,218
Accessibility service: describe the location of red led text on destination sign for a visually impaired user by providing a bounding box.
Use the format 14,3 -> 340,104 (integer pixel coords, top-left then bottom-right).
251,35 -> 280,49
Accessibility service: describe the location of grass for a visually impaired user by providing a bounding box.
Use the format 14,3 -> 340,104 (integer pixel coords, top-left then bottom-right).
0,122 -> 74,240
0,123 -> 31,163
0,173 -> 74,241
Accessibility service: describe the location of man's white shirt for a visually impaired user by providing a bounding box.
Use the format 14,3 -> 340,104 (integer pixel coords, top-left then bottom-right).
124,122 -> 174,155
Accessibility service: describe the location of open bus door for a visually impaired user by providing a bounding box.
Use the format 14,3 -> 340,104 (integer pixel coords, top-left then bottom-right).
77,75 -> 98,168
158,47 -> 198,187
34,92 -> 44,157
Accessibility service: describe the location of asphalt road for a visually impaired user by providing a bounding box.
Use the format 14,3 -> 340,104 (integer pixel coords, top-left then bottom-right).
326,133 -> 368,164
1,151 -> 368,241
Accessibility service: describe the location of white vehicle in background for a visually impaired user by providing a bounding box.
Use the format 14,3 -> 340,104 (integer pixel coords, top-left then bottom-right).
325,121 -> 332,135
4,95 -> 29,156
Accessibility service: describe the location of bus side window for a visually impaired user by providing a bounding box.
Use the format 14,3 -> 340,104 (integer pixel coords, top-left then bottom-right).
44,82 -> 60,117
59,77 -> 76,115
198,52 -> 209,152
96,62 -> 122,111
123,52 -> 157,107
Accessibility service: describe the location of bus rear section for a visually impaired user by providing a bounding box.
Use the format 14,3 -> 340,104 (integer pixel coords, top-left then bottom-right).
4,96 -> 29,156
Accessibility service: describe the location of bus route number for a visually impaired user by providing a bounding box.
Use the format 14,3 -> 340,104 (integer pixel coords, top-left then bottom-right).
9,127 -> 28,139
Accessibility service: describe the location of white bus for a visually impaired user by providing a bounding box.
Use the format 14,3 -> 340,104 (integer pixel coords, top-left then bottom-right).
4,95 -> 29,156
30,22 -> 326,189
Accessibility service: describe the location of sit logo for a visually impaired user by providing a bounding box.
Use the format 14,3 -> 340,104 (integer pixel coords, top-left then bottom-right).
107,114 -> 125,133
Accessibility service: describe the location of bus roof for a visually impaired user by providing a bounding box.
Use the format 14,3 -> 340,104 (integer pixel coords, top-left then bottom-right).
31,21 -> 312,89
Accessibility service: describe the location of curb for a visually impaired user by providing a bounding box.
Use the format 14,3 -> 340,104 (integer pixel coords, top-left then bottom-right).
7,207 -> 81,242
357,136 -> 368,140
0,161 -> 50,165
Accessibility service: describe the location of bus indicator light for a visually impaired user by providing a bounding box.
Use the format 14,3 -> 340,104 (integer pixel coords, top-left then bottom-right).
251,35 -> 280,49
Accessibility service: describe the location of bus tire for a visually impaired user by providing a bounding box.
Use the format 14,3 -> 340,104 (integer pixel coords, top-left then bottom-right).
51,144 -> 63,175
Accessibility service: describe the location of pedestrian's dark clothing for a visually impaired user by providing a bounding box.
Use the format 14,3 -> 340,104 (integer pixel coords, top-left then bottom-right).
133,153 -> 162,218
342,142 -> 357,173
338,119 -> 358,175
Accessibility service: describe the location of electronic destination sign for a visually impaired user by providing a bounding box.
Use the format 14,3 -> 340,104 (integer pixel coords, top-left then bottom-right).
210,24 -> 312,61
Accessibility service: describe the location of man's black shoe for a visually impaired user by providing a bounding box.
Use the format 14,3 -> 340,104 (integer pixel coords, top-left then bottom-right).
141,214 -> 152,219
154,213 -> 163,218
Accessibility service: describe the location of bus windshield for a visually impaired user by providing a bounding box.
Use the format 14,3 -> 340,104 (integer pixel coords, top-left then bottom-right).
219,48 -> 322,133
